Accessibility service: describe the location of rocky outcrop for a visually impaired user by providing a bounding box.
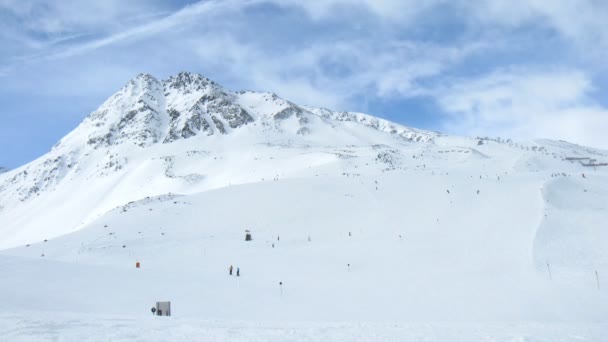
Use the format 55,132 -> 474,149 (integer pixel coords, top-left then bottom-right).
83,73 -> 165,149
308,108 -> 436,142
50,72 -> 435,152
163,75 -> 253,142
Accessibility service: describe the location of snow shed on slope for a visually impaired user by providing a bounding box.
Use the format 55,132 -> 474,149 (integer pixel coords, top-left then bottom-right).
156,301 -> 171,316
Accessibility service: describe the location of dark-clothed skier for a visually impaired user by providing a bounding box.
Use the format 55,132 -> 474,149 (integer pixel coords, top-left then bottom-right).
229,265 -> 233,275
237,268 -> 240,277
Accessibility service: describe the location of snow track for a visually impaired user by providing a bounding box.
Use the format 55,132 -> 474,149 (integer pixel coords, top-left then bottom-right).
533,175 -> 608,279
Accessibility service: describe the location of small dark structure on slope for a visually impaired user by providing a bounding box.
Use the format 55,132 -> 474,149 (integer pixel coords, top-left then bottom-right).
155,301 -> 171,316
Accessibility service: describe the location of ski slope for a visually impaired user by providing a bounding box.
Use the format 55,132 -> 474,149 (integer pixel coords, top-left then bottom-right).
0,138 -> 606,340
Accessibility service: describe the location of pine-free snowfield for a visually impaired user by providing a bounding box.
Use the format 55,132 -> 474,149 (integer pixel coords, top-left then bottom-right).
1,136 -> 607,341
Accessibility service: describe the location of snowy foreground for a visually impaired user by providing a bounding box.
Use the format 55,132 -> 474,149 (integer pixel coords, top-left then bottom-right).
1,73 -> 607,340
1,154 -> 607,340
1,312 -> 607,341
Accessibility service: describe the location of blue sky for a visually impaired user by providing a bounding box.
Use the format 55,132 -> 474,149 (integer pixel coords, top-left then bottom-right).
1,0 -> 608,168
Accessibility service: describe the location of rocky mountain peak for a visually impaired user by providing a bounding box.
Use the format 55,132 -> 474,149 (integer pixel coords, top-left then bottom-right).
48,73 -> 167,152
164,72 -> 215,93
50,72 -> 436,155
120,73 -> 162,97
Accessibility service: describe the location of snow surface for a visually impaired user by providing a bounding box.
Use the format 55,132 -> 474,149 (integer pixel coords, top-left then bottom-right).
1,312 -> 606,342
0,73 -> 607,340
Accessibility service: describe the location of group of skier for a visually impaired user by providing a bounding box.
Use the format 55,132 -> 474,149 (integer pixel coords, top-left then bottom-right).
229,265 -> 240,277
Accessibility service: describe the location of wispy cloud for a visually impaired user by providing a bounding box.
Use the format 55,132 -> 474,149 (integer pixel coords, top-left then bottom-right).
465,0 -> 608,63
1,0 -> 261,68
278,0 -> 444,21
1,0 -> 608,166
0,0 -> 162,35
188,34 -> 484,108
436,68 -> 608,148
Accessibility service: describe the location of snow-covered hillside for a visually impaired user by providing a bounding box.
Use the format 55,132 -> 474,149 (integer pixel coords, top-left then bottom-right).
0,72 -> 607,340
0,72 -> 435,249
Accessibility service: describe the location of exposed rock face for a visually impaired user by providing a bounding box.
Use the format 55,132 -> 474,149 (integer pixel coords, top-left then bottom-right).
163,82 -> 253,142
308,108 -> 433,142
54,71 -> 434,151
83,73 -> 165,149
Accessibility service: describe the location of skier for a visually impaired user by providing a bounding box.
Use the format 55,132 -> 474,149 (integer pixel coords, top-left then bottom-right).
477,190 -> 480,195
229,265 -> 233,276
237,268 -> 240,277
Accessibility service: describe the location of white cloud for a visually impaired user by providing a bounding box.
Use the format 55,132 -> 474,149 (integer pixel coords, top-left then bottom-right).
288,0 -> 608,64
188,33 -> 481,110
2,0 -> 607,150
285,0 -> 608,59
280,0 -> 443,21
190,34 -> 351,109
4,0 -> 260,64
466,0 -> 608,62
0,0 -> 162,35
436,68 -> 608,149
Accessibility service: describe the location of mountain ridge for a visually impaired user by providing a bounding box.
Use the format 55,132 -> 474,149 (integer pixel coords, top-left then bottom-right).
51,72 -> 436,155
0,71 -> 439,248
0,72 -> 607,250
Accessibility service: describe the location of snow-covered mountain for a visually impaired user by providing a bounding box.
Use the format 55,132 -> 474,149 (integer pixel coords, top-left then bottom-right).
0,71 -> 606,250
0,167 -> 8,174
0,72 -> 607,340
0,72 -> 436,248
57,72 -> 434,151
